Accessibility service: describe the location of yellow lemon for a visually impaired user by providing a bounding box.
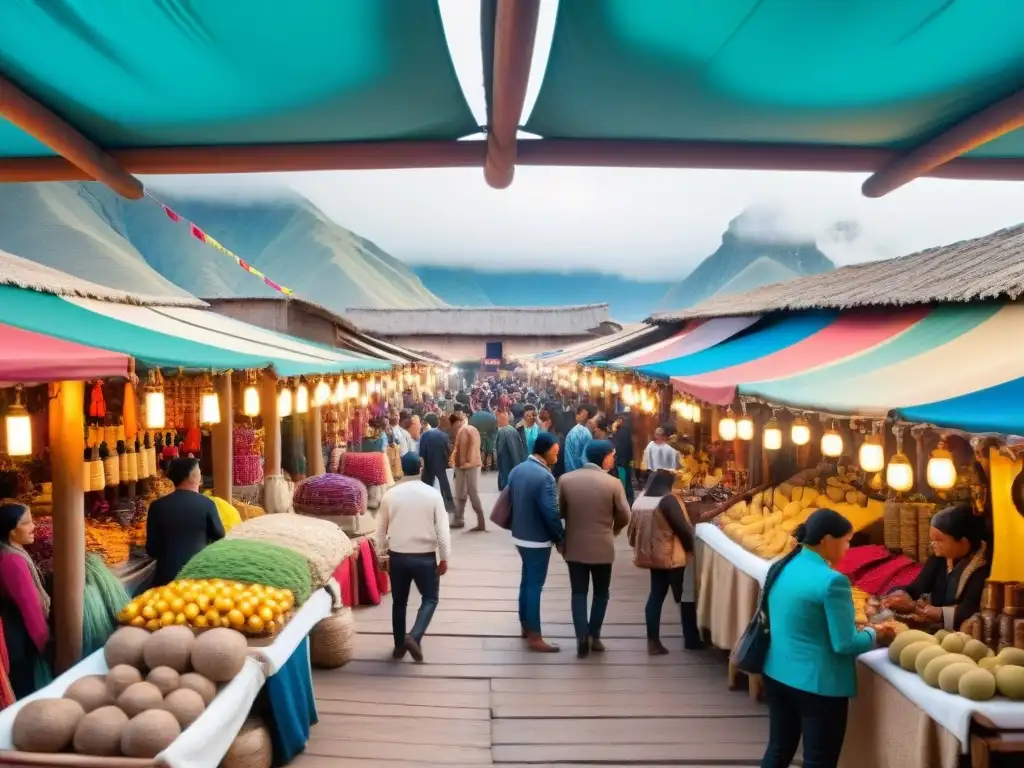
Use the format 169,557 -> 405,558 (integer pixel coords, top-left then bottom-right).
175,612 -> 187,625
237,601 -> 254,618
213,596 -> 234,613
205,609 -> 221,626
130,616 -> 146,628
258,606 -> 274,623
193,615 -> 208,628
221,616 -> 233,628
227,609 -> 245,628
169,597 -> 185,613
145,618 -> 161,632
141,604 -> 158,620
197,594 -> 211,611
246,614 -> 265,634
266,620 -> 277,635
160,611 -> 176,627
155,600 -> 170,615
184,603 -> 201,620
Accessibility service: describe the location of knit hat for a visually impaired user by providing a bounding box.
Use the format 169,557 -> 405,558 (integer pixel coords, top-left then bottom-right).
400,452 -> 422,477
533,432 -> 558,456
585,439 -> 615,467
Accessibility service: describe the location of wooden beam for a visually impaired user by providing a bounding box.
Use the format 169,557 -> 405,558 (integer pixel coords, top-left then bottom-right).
2,138 -> 1024,183
49,381 -> 85,672
211,372 -> 233,502
0,75 -> 143,199
863,89 -> 1024,197
485,0 -> 541,189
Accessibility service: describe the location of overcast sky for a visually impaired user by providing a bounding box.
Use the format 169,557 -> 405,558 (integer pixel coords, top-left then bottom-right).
147,0 -> 1024,281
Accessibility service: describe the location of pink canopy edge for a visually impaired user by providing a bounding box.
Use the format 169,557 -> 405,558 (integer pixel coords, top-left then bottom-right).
0,323 -> 130,381
613,315 -> 761,368
670,308 -> 930,406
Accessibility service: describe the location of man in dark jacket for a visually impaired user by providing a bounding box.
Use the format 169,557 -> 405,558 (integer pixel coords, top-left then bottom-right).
507,433 -> 564,653
612,412 -> 635,505
146,458 -> 224,587
419,413 -> 455,513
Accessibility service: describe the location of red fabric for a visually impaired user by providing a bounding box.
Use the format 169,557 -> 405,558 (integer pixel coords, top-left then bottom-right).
836,545 -> 892,580
357,539 -> 382,605
0,324 -> 128,382
0,554 -> 49,652
332,557 -> 355,607
880,562 -> 924,594
855,556 -> 919,596
0,619 -> 14,709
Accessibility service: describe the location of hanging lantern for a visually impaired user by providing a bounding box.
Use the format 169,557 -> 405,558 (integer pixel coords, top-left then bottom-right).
858,433 -> 885,473
295,381 -> 309,414
692,402 -> 702,423
926,440 -> 957,490
242,374 -> 261,417
718,408 -> 737,441
347,379 -> 360,400
359,393 -> 369,407
334,377 -> 347,403
736,404 -> 754,441
821,422 -> 844,458
4,385 -> 31,457
886,452 -> 915,493
570,370 -> 579,384
790,417 -> 811,446
199,375 -> 221,425
609,377 -> 620,394
143,370 -> 166,430
278,385 -> 293,418
763,417 -> 782,450
592,371 -> 604,388
313,378 -> 332,408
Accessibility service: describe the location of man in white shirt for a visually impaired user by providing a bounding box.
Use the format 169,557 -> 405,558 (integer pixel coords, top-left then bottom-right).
390,410 -> 417,457
643,427 -> 680,473
375,452 -> 451,661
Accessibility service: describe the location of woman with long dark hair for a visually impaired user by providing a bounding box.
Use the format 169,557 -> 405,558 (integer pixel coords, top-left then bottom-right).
0,503 -> 51,698
760,509 -> 896,768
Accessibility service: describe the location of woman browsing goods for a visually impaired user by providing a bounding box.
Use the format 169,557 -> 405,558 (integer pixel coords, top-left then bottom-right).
760,509 -> 896,768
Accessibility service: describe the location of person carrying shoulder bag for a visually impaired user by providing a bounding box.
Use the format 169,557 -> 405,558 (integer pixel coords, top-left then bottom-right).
743,508 -> 896,768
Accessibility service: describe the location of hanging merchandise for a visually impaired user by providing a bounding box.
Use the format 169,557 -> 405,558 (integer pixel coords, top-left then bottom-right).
88,381 -> 106,420
122,373 -> 138,442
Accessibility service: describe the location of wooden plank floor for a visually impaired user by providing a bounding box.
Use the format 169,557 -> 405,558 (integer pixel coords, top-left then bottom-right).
293,471 -> 767,767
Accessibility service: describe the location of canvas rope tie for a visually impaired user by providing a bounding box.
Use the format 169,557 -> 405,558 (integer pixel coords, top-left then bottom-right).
146,192 -> 296,297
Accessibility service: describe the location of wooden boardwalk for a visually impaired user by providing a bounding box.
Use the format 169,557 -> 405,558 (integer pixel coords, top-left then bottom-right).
294,472 -> 768,767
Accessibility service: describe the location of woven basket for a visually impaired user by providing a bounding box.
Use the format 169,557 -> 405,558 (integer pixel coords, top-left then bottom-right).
222,718 -> 272,768
917,505 -> 933,563
882,501 -> 900,550
310,607 -> 356,669
233,500 -> 266,521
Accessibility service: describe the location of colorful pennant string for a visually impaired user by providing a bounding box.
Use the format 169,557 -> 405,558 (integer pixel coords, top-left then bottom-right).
145,192 -> 295,297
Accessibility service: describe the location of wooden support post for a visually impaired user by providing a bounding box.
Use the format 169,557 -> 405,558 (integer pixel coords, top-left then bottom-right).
305,406 -> 325,476
262,372 -> 281,476
49,381 -> 85,672
212,372 -> 233,501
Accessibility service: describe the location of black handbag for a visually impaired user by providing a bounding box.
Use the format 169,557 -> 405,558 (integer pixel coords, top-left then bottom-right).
732,546 -> 801,675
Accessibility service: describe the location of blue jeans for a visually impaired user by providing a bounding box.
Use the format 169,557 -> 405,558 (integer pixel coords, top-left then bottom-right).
389,552 -> 439,647
646,567 -> 685,640
567,562 -> 612,641
516,546 -> 552,634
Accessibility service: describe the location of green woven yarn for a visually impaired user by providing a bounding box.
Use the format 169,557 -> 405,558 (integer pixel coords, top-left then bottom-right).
83,553 -> 131,656
177,538 -> 312,605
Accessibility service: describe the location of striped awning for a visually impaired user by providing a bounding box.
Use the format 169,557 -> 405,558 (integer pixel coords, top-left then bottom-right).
610,316 -> 761,368
0,285 -> 390,377
529,325 -> 658,366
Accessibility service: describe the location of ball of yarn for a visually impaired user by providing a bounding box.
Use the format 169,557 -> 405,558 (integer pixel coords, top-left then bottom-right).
177,538 -> 312,605
293,474 -> 367,517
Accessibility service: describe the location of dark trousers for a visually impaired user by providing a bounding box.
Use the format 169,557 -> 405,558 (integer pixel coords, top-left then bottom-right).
567,562 -> 612,641
616,465 -> 635,506
389,552 -> 439,648
761,677 -> 849,768
422,459 -> 454,509
645,567 -> 684,640
516,546 -> 552,634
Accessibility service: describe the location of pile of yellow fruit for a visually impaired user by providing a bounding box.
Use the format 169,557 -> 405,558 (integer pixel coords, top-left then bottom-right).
118,579 -> 295,637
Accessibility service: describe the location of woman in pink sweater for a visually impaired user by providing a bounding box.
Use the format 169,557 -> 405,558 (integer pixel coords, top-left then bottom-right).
0,503 -> 51,699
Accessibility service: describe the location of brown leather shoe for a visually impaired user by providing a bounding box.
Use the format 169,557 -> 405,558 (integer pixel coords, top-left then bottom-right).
526,633 -> 560,653
404,636 -> 424,662
392,645 -> 408,660
589,638 -> 606,653
647,639 -> 670,656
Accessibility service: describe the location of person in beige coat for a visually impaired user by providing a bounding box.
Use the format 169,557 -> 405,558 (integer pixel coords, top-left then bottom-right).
557,439 -> 631,657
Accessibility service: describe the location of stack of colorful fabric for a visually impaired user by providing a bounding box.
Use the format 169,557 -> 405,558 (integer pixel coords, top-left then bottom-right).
836,545 -> 923,596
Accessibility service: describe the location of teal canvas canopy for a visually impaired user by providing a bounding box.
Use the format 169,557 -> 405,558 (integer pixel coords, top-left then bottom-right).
0,0 -> 476,157
525,0 -> 1024,158
0,285 -> 390,377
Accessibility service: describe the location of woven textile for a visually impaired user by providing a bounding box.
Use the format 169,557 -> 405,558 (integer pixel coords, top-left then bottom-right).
228,513 -> 354,589
856,556 -> 920,596
293,473 -> 367,516
234,454 -> 264,486
836,545 -> 891,582
341,451 -> 389,486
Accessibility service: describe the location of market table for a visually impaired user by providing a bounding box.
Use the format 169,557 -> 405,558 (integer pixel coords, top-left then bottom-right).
0,587 -> 334,768
695,523 -> 775,698
841,649 -> 1024,768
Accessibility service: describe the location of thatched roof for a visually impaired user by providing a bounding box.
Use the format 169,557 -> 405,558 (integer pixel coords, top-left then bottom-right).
345,304 -> 617,337
0,248 -> 206,307
650,223 -> 1024,323
203,295 -> 359,333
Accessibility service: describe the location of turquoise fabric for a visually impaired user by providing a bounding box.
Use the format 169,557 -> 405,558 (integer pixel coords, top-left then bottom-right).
637,311 -> 836,379
762,547 -> 874,699
899,377 -> 1024,435
526,0 -> 1024,157
0,1 -> 475,157
0,286 -> 387,375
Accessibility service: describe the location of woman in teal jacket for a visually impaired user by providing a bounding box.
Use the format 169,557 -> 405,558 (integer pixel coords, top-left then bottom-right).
760,509 -> 896,768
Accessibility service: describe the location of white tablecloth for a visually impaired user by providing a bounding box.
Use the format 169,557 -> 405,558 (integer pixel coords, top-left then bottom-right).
695,522 -> 775,585
859,648 -> 1024,752
0,587 -> 332,767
